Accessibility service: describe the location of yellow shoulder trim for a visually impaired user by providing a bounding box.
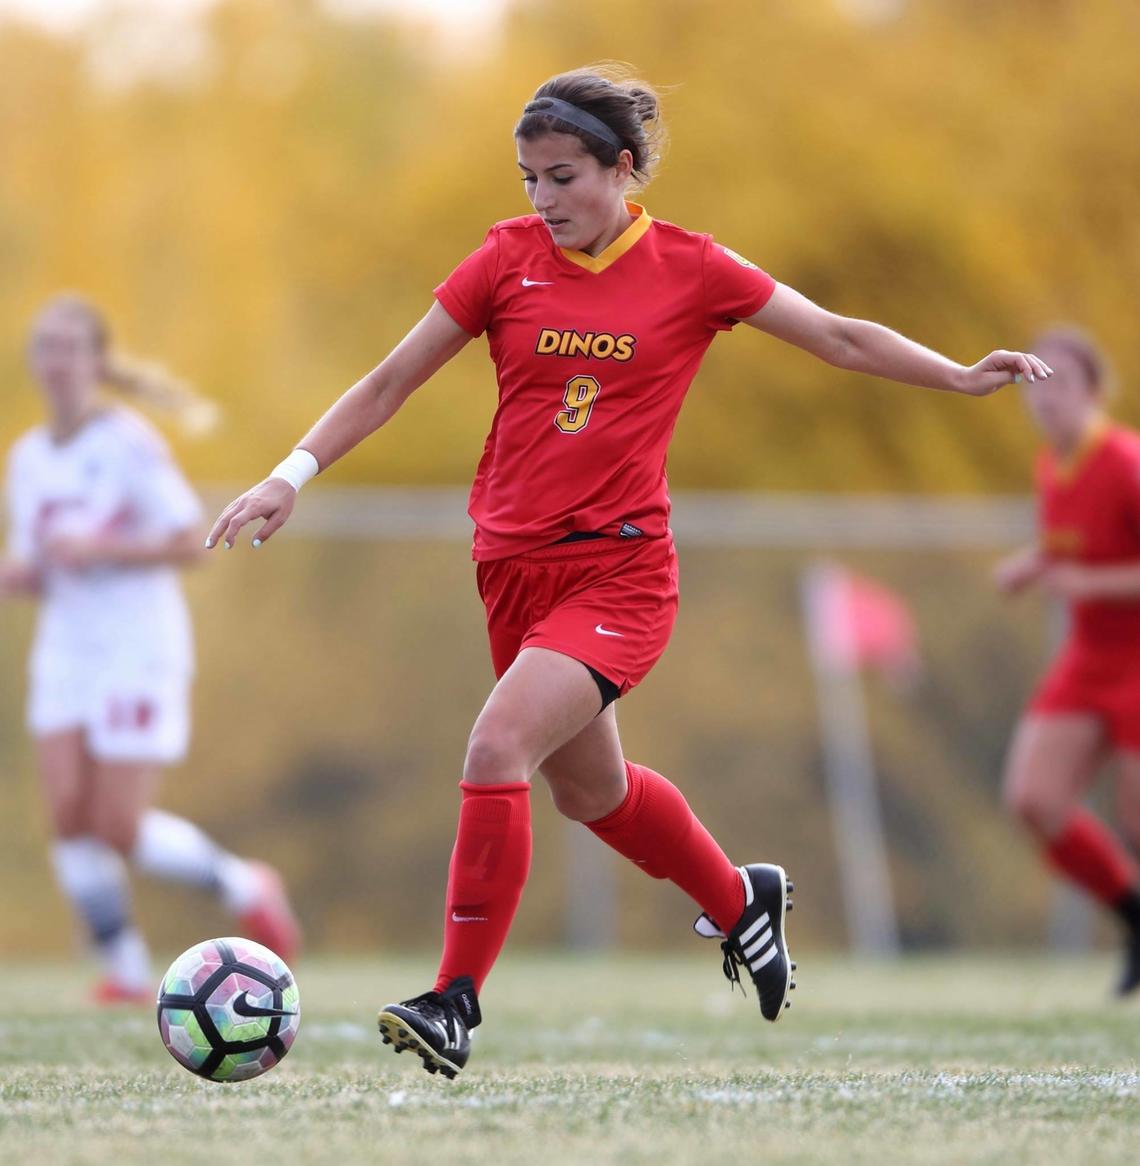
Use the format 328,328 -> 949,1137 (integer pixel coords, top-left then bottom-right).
559,202 -> 653,274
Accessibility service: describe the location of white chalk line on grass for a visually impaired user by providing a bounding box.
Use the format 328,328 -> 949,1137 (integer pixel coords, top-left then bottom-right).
4,1071 -> 1136,1122
378,1071 -> 1140,1113
696,1071 -> 1140,1107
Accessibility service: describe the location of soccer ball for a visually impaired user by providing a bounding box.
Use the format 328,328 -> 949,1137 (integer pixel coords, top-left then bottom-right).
157,936 -> 301,1082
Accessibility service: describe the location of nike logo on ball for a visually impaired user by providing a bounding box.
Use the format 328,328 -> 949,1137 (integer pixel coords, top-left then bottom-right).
521,277 -> 553,287
595,624 -> 623,637
232,991 -> 298,1019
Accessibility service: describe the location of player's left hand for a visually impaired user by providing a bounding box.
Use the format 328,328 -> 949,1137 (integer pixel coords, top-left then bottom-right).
957,351 -> 1053,397
41,535 -> 110,571
1040,562 -> 1097,602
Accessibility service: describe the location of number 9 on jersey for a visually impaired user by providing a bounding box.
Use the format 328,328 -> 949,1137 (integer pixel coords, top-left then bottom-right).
555,375 -> 601,434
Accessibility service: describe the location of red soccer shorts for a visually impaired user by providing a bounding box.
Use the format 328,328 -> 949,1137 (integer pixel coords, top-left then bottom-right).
1029,640 -> 1140,751
475,535 -> 679,695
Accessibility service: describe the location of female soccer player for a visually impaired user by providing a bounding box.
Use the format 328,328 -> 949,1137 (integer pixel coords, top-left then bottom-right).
208,66 -> 1050,1076
1,294 -> 299,1002
994,327 -> 1140,996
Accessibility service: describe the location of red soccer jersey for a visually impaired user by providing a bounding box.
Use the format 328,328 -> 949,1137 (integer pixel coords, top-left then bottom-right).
434,202 -> 775,560
1036,421 -> 1140,649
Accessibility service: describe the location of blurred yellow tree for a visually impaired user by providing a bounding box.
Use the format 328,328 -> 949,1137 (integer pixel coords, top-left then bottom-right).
3,0 -> 1137,955
1,0 -> 1138,492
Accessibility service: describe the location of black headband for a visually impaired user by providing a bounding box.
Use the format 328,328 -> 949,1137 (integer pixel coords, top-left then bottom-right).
524,97 -> 624,152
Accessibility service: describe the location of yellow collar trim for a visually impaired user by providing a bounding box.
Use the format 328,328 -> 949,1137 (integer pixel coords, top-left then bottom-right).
1054,416 -> 1108,483
559,202 -> 652,274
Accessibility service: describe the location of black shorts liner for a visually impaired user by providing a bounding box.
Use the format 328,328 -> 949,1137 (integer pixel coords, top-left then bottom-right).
552,531 -> 608,544
585,664 -> 621,710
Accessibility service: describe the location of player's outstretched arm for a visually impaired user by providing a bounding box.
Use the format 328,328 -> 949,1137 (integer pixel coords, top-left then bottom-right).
41,527 -> 205,573
744,284 -> 1052,396
207,303 -> 472,549
1041,561 -> 1140,602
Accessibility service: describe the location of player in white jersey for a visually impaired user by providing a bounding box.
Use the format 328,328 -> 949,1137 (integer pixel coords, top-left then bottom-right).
1,294 -> 300,1002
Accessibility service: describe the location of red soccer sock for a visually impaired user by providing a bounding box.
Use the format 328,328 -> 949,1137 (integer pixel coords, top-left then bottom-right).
434,781 -> 532,995
1045,808 -> 1140,907
586,762 -> 745,933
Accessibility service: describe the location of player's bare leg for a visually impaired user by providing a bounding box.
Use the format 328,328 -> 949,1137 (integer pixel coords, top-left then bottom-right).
465,645 -> 608,785
91,760 -> 300,961
36,729 -> 93,839
538,702 -> 626,822
379,647 -> 603,1077
1003,713 -> 1105,838
1113,750 -> 1140,856
37,731 -> 150,1001
85,761 -> 159,855
1004,715 -> 1140,993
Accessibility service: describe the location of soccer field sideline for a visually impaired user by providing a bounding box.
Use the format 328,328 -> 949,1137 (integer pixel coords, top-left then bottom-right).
2,952 -> 1138,1166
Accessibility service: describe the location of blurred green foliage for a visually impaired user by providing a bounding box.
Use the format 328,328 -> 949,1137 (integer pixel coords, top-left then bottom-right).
2,0 -> 1138,490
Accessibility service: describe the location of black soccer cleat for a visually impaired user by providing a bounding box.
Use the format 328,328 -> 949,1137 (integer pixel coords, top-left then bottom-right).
1116,929 -> 1140,998
377,975 -> 481,1079
694,863 -> 795,1022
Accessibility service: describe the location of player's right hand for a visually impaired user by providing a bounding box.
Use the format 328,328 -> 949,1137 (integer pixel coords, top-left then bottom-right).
992,547 -> 1046,595
206,477 -> 297,550
0,558 -> 42,597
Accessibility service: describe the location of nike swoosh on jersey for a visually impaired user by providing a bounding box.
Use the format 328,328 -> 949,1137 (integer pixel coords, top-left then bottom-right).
232,991 -> 298,1019
521,277 -> 553,287
595,624 -> 624,637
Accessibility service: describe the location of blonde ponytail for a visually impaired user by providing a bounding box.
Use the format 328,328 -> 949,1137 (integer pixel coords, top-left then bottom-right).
36,292 -> 219,436
102,349 -> 219,436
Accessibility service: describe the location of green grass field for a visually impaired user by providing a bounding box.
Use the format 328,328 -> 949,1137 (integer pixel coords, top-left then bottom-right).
1,952 -> 1137,1165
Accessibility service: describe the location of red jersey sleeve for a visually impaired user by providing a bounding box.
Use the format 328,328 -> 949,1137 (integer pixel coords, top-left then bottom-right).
434,229 -> 501,337
1114,441 -> 1140,532
701,237 -> 776,332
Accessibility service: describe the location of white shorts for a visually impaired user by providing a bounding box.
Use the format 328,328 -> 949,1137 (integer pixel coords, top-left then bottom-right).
28,655 -> 192,764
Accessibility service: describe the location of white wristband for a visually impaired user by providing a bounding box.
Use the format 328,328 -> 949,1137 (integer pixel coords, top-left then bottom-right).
269,448 -> 320,492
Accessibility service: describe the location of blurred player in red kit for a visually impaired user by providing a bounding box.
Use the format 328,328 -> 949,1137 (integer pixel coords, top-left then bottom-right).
2,295 -> 299,1001
209,65 -> 1050,1075
995,327 -> 1140,995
